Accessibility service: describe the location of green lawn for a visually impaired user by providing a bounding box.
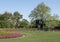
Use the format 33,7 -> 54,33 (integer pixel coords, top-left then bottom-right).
0,29 -> 60,42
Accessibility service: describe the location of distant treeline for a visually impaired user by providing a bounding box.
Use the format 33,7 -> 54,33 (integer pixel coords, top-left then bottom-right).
0,2 -> 60,31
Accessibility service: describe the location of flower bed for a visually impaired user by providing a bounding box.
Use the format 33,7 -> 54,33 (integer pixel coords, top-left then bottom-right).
0,30 -> 23,39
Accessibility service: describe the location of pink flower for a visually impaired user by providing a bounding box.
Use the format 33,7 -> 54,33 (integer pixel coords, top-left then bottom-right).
0,32 -> 23,39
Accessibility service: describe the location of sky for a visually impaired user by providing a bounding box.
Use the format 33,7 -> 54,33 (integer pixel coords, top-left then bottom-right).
0,0 -> 60,21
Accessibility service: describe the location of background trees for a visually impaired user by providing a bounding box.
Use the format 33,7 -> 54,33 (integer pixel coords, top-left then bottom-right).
20,19 -> 29,28
29,2 -> 59,30
0,2 -> 60,31
0,11 -> 23,28
29,2 -> 51,29
45,20 -> 59,31
13,11 -> 22,28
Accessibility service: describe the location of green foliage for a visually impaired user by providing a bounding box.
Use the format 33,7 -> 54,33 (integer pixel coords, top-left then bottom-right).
29,2 -> 51,29
2,12 -> 12,21
20,19 -> 29,28
29,2 -> 59,30
27,23 -> 35,28
0,11 -> 23,28
13,11 -> 22,28
0,2 -> 59,31
45,20 -> 59,30
29,2 -> 50,20
0,30 -> 13,36
13,11 -> 22,19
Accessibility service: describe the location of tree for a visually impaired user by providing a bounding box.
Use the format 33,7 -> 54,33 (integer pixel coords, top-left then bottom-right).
2,12 -> 12,21
0,11 -> 23,28
20,19 -> 29,28
45,20 -> 59,31
0,12 -> 12,28
52,14 -> 59,20
29,2 -> 51,30
13,11 -> 22,28
0,14 -> 5,28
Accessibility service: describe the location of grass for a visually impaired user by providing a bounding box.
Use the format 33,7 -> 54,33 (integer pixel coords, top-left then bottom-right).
0,28 -> 60,42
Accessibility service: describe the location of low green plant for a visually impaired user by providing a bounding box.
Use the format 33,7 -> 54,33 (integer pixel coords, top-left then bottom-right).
0,30 -> 13,36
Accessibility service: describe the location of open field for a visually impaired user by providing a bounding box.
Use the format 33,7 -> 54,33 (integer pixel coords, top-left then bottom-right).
0,28 -> 60,42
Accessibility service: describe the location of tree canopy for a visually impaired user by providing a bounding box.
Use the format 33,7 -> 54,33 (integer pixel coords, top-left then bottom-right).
29,2 -> 59,30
